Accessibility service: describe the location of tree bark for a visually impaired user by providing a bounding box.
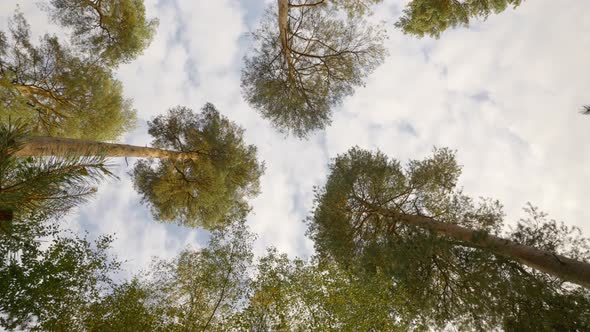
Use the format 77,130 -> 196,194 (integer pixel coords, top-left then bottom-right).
386,210 -> 590,289
14,136 -> 198,160
278,0 -> 296,80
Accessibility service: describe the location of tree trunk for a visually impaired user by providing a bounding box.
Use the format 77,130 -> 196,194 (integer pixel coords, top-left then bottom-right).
14,136 -> 197,160
278,0 -> 296,80
388,211 -> 590,289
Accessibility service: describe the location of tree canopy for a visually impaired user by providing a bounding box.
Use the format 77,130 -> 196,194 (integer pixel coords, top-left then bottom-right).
231,250 -> 404,331
395,0 -> 525,38
46,0 -> 158,66
1,2 -> 588,331
132,104 -> 264,229
82,279 -> 161,332
242,1 -> 386,138
147,222 -> 253,331
77,222 -> 254,331
0,11 -> 136,141
0,125 -> 118,330
287,0 -> 383,17
4,101 -> 263,230
0,220 -> 120,331
307,147 -> 590,329
2,214 -> 588,331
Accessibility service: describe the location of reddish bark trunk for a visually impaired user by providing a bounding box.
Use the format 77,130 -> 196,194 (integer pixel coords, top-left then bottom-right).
15,136 -> 197,160
390,211 -> 590,289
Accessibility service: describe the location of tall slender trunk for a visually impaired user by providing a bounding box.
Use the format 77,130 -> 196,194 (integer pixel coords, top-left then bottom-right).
14,136 -> 197,160
278,0 -> 296,81
387,210 -> 590,289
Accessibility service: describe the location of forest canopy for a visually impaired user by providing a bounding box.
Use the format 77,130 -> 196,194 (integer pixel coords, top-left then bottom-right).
2,0 -> 589,331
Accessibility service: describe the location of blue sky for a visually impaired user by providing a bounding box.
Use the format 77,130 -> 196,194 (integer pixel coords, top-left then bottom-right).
2,0 -> 590,277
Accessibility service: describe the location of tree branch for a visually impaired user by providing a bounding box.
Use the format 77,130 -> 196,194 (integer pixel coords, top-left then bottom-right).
288,0 -> 326,8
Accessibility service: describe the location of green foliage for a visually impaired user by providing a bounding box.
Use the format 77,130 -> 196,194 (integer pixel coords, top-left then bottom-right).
509,203 -> 590,261
144,222 -> 253,331
1,212 -> 582,331
231,250 -> 406,331
328,0 -> 383,17
46,0 -> 158,66
242,4 -> 386,138
0,225 -> 120,331
74,223 -> 254,331
132,104 -> 264,229
0,122 -> 116,225
307,147 -> 485,268
497,270 -> 590,331
0,11 -> 136,140
78,226 -> 407,331
83,279 -> 162,332
289,0 -> 383,17
307,147 -> 590,329
395,0 -> 524,38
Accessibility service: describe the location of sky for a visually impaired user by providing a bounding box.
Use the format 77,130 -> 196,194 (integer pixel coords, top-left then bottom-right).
2,0 -> 590,278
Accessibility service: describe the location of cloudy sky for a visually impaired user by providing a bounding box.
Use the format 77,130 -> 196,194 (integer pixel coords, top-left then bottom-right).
2,0 -> 589,277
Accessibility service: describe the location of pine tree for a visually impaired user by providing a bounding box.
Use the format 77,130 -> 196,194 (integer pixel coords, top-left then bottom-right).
13,104 -> 264,230
395,0 -> 525,38
0,11 -> 136,141
306,147 -> 590,328
242,0 -> 386,138
45,0 -> 158,67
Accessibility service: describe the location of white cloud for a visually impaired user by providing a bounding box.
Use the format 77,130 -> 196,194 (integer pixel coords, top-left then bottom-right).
176,0 -> 244,72
0,1 -> 64,38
